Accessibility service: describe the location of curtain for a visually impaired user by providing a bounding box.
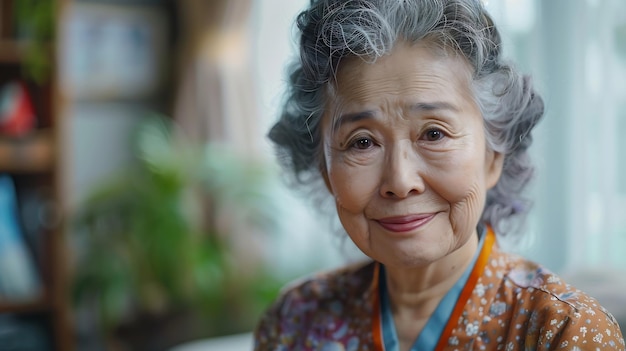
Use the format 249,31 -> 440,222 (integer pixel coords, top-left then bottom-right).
170,0 -> 264,271
173,0 -> 258,154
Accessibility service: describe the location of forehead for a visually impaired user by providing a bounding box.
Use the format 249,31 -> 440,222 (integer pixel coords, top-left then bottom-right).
329,41 -> 475,108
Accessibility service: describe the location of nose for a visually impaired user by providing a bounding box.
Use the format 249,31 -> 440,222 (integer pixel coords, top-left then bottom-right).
379,142 -> 425,199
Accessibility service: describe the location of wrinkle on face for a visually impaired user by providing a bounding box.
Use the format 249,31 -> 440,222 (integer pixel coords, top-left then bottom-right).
449,181 -> 484,243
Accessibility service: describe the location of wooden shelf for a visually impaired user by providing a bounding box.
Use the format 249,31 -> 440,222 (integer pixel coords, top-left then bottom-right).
0,130 -> 55,173
0,39 -> 27,64
0,0 -> 72,349
0,296 -> 50,314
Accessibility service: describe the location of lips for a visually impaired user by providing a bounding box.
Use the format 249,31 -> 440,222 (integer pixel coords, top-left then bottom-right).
376,213 -> 436,233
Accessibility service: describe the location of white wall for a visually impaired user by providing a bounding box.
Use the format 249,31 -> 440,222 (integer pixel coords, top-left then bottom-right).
66,103 -> 148,210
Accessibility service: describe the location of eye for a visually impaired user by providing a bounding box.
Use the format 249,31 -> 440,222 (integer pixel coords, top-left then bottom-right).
351,137 -> 374,150
421,128 -> 445,142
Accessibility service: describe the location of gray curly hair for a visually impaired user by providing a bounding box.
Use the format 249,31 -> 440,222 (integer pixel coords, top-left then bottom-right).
269,0 -> 544,236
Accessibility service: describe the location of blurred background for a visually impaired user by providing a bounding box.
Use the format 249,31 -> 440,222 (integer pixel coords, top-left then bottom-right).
0,0 -> 624,350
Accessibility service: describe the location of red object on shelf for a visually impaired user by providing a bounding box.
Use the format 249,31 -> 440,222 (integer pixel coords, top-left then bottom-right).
0,81 -> 36,137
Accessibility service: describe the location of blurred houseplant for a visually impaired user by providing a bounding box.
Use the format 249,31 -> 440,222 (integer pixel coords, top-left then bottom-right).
14,0 -> 55,84
71,116 -> 282,351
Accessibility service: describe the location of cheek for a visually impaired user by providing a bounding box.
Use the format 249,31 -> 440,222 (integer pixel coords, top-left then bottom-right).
328,165 -> 379,212
327,154 -> 381,213
448,182 -> 486,234
430,170 -> 484,203
426,151 -> 488,230
426,140 -> 488,200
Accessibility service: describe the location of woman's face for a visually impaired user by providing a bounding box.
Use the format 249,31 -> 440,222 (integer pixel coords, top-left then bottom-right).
321,42 -> 503,269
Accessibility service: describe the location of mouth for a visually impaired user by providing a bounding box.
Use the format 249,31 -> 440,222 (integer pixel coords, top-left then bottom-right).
375,213 -> 436,233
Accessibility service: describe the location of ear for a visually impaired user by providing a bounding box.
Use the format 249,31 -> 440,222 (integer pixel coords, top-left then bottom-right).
485,149 -> 504,189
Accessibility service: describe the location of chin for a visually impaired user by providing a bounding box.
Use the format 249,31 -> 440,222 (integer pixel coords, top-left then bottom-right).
376,243 -> 452,268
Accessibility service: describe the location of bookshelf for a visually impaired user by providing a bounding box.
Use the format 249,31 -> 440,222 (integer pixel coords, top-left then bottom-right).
0,39 -> 26,62
0,0 -> 72,350
0,130 -> 55,172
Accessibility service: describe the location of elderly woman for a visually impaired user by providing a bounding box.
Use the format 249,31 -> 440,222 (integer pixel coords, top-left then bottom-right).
254,0 -> 625,350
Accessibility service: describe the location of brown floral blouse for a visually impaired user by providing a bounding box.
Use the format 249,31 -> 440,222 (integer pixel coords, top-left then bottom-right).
254,229 -> 625,350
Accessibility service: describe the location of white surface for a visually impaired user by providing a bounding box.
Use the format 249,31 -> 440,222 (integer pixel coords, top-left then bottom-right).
169,333 -> 253,351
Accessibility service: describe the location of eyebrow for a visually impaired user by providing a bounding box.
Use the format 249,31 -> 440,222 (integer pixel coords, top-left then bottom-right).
333,101 -> 459,131
333,110 -> 376,131
410,102 -> 460,113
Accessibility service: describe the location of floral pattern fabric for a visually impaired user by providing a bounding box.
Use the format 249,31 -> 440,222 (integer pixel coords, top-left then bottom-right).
254,240 -> 625,350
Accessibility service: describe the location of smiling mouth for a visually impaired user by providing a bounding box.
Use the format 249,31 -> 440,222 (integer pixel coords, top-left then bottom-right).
376,213 -> 436,233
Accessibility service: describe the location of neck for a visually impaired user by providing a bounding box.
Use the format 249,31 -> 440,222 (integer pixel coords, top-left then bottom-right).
384,231 -> 479,314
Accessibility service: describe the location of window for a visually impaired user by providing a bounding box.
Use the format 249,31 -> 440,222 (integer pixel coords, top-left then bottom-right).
486,0 -> 626,272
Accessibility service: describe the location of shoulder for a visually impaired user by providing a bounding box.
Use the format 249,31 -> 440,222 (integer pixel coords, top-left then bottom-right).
253,261 -> 376,349
495,249 -> 614,318
489,248 -> 625,349
277,260 -> 376,303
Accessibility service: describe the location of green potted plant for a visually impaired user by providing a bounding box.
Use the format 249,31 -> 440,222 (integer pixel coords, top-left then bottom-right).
14,0 -> 55,84
71,115 -> 282,351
